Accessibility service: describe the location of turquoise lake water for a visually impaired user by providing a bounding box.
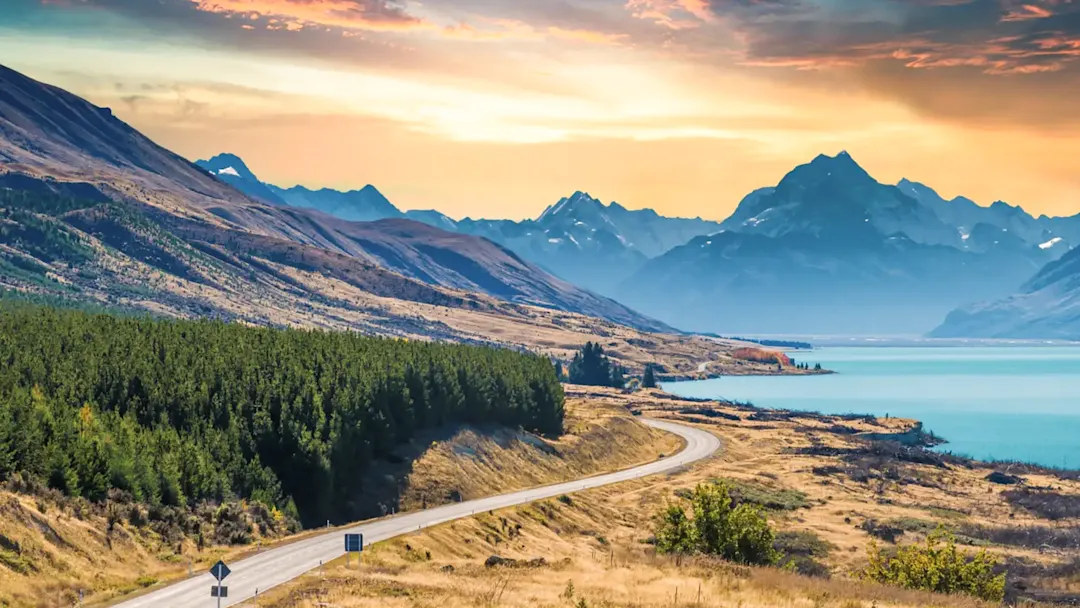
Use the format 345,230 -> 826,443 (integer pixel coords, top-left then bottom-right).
664,347 -> 1080,469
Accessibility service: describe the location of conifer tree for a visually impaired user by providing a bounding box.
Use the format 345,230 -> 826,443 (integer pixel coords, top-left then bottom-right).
642,364 -> 658,389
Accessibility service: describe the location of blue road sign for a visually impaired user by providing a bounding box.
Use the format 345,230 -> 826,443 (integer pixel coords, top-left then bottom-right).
211,585 -> 228,598
209,560 -> 231,581
345,533 -> 363,553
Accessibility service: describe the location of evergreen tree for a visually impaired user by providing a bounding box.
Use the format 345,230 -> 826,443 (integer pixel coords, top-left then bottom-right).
0,302 -> 566,526
642,364 -> 658,389
568,342 -> 615,387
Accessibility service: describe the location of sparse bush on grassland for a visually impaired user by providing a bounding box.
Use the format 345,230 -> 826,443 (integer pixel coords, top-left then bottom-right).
862,527 -> 1006,602
1003,488 -> 1080,521
654,481 -> 780,566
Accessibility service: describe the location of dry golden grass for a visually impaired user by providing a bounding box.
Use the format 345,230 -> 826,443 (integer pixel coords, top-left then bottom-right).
0,490 -> 247,607
0,394 -> 676,608
255,553 -> 999,608
398,396 -> 683,512
252,388 -> 1080,608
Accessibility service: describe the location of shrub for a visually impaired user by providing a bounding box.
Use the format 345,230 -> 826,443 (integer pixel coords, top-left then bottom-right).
723,478 -> 809,511
654,482 -> 780,566
861,527 -> 1005,602
731,348 -> 791,366
774,530 -> 834,578
1003,489 -> 1080,521
654,504 -> 697,555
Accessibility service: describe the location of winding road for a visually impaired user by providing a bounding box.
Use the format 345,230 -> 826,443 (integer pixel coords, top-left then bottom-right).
113,417 -> 720,608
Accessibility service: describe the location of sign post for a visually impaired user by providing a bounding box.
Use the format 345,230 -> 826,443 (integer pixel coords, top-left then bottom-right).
209,560 -> 231,608
345,533 -> 364,568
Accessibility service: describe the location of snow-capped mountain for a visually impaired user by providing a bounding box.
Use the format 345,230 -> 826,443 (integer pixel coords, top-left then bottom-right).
931,244 -> 1080,340
196,153 -> 288,206
613,152 -> 1067,335
190,155 -> 724,295
195,154 -> 402,222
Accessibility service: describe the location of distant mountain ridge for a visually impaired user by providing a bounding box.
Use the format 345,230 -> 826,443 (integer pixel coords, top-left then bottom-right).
193,148 -> 1080,336
612,152 -> 1077,335
192,157 -> 725,293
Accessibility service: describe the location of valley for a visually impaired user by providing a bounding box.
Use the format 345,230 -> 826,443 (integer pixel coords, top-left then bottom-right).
0,46 -> 1079,608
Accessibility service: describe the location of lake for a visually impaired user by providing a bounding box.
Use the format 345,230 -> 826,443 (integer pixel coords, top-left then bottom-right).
664,347 -> 1080,469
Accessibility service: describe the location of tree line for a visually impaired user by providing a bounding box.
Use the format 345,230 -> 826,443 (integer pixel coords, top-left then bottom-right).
0,303 -> 564,526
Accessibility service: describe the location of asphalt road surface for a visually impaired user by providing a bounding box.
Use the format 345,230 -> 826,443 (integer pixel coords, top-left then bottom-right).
114,417 -> 720,608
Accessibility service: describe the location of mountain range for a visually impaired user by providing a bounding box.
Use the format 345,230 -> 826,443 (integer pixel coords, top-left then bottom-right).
0,63 -> 672,344
609,152 -> 1078,335
198,148 -> 1080,336
4,60 -> 1080,340
196,154 -> 722,293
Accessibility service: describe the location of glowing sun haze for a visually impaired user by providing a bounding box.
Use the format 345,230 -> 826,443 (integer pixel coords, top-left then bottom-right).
3,0 -> 1079,220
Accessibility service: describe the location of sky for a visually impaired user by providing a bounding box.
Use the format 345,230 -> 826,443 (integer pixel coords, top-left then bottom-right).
2,0 -> 1079,221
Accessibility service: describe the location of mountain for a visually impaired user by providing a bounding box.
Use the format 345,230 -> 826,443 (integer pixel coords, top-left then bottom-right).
189,158 -> 725,294
196,153 -> 288,206
614,152 -> 1062,336
720,152 -> 963,247
267,183 -> 403,222
193,154 -> 403,222
931,245 -> 1080,339
0,63 -> 670,336
403,209 -> 457,231
897,178 -> 1075,252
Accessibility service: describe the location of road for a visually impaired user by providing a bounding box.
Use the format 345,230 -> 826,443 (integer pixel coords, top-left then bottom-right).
114,418 -> 720,608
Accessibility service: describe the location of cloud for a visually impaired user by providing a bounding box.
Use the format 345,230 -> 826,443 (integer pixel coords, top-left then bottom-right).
693,0 -> 1080,74
191,0 -> 428,32
660,0 -> 1080,129
625,0 -> 717,29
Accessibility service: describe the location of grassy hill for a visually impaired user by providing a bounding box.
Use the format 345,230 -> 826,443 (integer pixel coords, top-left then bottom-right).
254,388 -> 1080,608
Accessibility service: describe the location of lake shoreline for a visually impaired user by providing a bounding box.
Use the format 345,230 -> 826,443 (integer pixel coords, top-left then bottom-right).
662,345 -> 1080,470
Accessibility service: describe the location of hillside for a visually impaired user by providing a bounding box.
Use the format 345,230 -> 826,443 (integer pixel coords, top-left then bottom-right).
931,244 -> 1080,339
0,63 -> 668,335
0,392 -> 677,607
257,387 -> 1080,608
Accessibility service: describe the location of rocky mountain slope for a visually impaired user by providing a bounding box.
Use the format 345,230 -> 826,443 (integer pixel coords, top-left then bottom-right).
931,244 -> 1080,339
613,153 -> 1067,336
0,63 -> 667,334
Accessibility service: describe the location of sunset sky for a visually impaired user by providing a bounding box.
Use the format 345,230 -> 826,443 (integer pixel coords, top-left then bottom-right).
2,0 -> 1079,220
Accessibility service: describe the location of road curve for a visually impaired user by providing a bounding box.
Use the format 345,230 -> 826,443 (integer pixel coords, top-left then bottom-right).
114,418 -> 719,608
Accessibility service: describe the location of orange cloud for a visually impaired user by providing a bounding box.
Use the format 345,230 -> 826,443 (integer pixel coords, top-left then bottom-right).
193,0 -> 430,32
1002,2 -> 1054,21
442,17 -> 628,45
625,0 -> 715,29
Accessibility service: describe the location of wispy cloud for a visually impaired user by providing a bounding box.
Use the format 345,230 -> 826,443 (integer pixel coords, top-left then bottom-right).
191,0 -> 428,31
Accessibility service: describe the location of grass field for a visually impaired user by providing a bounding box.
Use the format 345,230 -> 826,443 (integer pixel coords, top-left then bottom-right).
252,387 -> 1080,608
0,396 -> 678,608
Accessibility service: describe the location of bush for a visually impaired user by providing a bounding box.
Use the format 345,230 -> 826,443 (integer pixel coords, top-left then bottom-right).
1003,489 -> 1080,521
861,527 -> 1005,602
723,478 -> 809,512
774,530 -> 834,578
654,482 -> 780,566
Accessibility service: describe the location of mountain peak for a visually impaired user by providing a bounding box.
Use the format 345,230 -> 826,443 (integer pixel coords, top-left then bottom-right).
537,191 -> 603,222
809,150 -> 864,171
197,153 -> 259,183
